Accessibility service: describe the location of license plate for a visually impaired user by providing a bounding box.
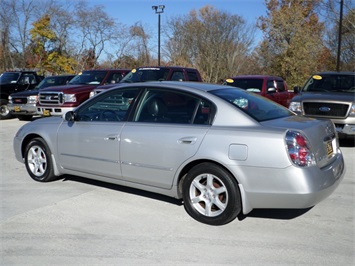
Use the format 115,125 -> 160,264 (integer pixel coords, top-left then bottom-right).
43,109 -> 51,116
326,140 -> 333,157
14,106 -> 21,112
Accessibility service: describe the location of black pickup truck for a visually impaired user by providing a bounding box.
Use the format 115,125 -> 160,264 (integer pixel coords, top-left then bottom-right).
0,71 -> 43,119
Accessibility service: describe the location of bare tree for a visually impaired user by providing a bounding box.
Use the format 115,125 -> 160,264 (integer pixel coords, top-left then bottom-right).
165,5 -> 255,83
74,1 -> 115,69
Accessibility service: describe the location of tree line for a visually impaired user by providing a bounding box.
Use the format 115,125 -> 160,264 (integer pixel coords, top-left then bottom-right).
0,0 -> 354,87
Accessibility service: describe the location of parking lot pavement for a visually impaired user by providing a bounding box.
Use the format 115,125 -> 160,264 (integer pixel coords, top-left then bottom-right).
1,119 -> 354,265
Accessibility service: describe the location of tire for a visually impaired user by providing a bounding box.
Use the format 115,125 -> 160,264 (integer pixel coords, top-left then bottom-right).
182,162 -> 241,225
0,99 -> 13,120
24,138 -> 56,182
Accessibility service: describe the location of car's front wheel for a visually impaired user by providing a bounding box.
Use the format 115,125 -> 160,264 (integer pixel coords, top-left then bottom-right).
182,163 -> 241,225
24,138 -> 56,182
0,99 -> 13,120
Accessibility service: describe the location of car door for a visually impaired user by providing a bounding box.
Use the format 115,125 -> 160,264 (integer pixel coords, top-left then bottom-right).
120,88 -> 213,189
57,88 -> 141,179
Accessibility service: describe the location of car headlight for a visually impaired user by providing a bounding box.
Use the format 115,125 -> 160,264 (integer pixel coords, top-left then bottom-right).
8,95 -> 12,104
350,103 -> 355,116
289,102 -> 302,113
63,94 -> 76,103
89,91 -> 95,98
27,95 -> 38,104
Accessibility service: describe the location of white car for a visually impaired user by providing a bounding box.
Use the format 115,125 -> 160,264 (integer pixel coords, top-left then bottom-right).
13,82 -> 345,225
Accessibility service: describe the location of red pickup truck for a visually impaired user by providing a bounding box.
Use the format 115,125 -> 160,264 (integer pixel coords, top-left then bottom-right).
37,69 -> 129,117
224,75 -> 295,107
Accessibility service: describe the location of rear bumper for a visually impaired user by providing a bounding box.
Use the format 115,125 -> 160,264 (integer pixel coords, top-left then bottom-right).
234,151 -> 345,214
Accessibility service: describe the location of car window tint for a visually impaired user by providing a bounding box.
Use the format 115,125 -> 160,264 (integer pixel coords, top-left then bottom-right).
135,89 -> 212,124
186,71 -> 199,81
171,71 -> 185,81
76,88 -> 140,122
210,88 -> 293,122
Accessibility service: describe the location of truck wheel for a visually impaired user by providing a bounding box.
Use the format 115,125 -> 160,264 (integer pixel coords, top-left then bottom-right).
182,162 -> 241,225
0,99 -> 13,120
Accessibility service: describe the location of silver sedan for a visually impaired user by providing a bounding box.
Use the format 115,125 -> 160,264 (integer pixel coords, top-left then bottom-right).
13,81 -> 345,225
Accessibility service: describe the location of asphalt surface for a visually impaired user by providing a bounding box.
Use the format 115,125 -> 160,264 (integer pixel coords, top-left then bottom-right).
1,118 -> 354,265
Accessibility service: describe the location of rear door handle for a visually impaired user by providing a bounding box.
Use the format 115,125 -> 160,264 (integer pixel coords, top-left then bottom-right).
178,137 -> 197,145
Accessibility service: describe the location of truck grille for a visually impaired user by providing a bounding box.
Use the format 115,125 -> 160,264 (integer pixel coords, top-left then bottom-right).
39,92 -> 63,105
13,97 -> 27,104
303,102 -> 350,118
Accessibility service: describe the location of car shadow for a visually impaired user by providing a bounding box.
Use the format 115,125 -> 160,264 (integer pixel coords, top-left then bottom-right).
61,174 -> 314,221
238,207 -> 313,221
61,174 -> 183,206
339,137 -> 355,147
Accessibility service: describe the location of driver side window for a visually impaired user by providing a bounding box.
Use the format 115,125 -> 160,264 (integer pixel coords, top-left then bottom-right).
76,88 -> 140,122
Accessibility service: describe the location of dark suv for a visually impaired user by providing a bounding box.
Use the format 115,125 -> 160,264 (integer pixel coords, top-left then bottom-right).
289,72 -> 355,138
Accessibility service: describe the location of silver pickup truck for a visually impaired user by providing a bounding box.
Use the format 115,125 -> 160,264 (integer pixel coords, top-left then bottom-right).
289,71 -> 355,139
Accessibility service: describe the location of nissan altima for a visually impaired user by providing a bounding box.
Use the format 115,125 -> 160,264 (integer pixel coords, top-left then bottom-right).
13,81 -> 345,225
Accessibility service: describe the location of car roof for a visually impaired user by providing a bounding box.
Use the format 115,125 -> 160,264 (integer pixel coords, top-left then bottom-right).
136,66 -> 198,71
115,81 -> 228,93
314,71 -> 355,76
230,75 -> 284,80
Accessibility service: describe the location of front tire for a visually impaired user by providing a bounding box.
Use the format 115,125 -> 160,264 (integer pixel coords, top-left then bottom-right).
24,138 -> 56,182
0,99 -> 13,120
182,163 -> 241,225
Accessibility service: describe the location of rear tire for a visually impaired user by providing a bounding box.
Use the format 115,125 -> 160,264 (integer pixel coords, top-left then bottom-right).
182,163 -> 241,225
24,138 -> 56,182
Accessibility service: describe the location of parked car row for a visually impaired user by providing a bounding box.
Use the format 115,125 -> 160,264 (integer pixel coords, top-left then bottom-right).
4,68 -> 355,139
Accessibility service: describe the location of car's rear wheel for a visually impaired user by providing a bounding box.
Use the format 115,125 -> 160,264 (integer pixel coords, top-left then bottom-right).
182,163 -> 241,225
24,138 -> 56,182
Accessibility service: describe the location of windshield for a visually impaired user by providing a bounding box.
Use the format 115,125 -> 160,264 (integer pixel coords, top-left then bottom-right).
303,74 -> 355,93
210,88 -> 293,122
225,79 -> 263,92
69,71 -> 106,85
120,68 -> 170,83
0,72 -> 20,84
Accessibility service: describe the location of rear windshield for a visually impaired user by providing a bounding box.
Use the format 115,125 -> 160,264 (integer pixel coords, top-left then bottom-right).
120,68 -> 170,83
210,88 -> 293,122
303,74 -> 355,93
225,78 -> 263,92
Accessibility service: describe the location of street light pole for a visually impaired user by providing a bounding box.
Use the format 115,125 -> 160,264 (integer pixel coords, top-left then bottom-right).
152,5 -> 165,66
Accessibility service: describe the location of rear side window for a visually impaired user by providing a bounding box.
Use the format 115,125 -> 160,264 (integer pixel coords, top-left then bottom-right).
210,88 -> 293,122
135,89 -> 214,125
186,71 -> 200,81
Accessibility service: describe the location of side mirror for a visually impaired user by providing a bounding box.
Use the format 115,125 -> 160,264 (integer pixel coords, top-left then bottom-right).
267,87 -> 277,93
64,111 -> 76,121
293,86 -> 301,94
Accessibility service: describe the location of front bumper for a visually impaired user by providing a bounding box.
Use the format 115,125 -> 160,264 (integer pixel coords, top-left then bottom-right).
8,103 -> 37,115
37,106 -> 75,117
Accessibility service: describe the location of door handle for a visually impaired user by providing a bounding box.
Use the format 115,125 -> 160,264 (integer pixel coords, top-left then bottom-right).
104,135 -> 118,141
178,137 -> 197,145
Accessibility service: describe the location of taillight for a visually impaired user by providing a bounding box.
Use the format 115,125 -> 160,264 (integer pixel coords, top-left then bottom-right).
286,130 -> 315,167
